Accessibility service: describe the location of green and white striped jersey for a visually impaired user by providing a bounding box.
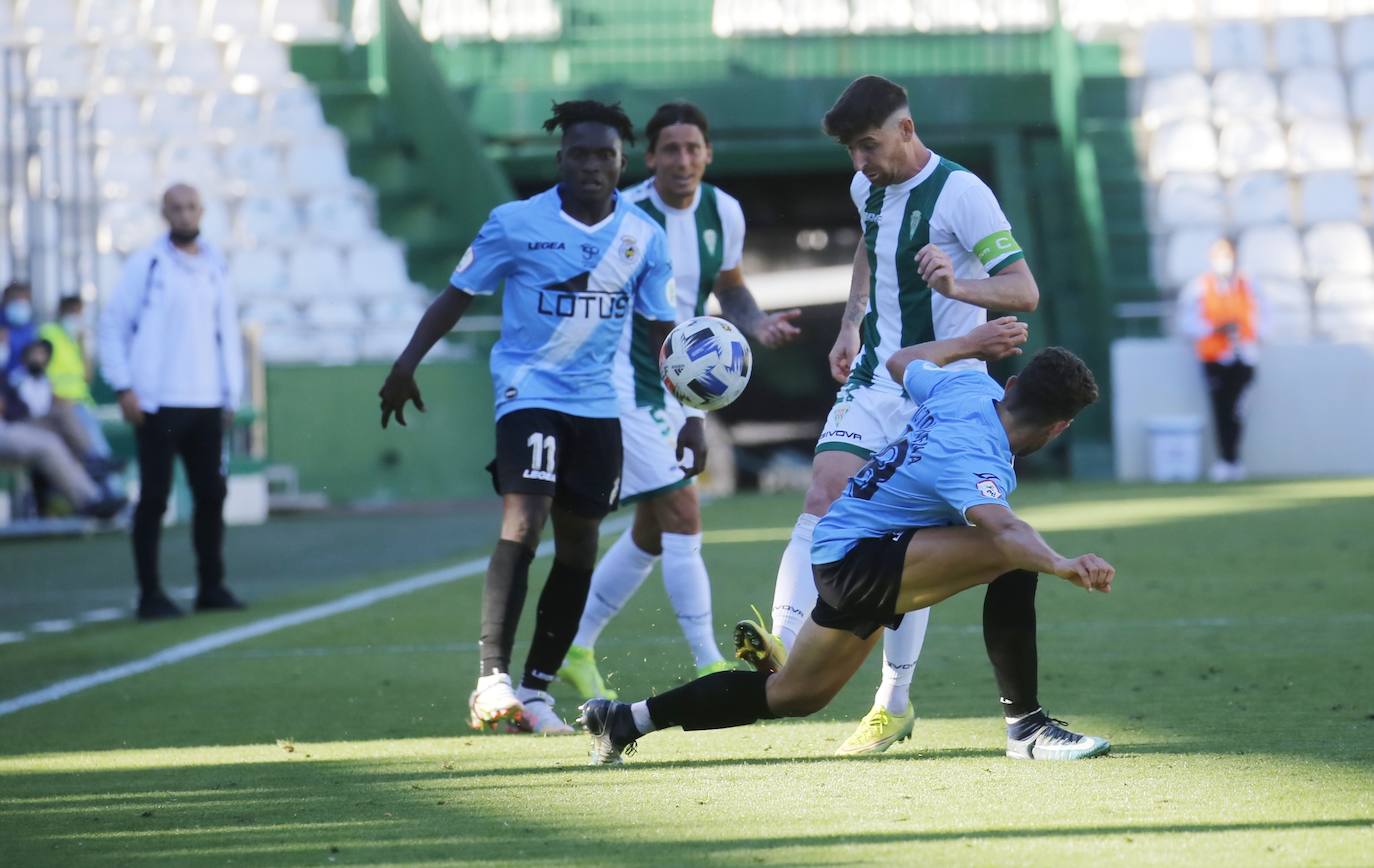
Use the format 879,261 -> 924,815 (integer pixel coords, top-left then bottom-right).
613,178 -> 747,410
848,152 -> 1025,395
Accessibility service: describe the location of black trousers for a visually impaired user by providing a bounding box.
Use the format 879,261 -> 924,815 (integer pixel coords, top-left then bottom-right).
1203,361 -> 1255,463
133,407 -> 226,595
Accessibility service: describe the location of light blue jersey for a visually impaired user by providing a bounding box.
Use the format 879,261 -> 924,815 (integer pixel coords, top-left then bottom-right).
450,185 -> 677,420
811,361 -> 1018,564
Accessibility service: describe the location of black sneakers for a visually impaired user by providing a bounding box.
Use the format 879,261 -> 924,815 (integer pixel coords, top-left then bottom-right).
194,585 -> 246,612
136,592 -> 183,621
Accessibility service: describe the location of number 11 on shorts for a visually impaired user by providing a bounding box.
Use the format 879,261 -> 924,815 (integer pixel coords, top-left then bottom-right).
523,432 -> 557,482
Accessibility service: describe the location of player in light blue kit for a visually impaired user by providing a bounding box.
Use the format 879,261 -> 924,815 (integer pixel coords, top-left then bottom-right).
379,100 -> 678,735
581,319 -> 1117,763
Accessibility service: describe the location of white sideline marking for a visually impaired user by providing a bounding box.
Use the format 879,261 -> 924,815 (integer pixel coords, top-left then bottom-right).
29,620 -> 75,634
0,632 -> 26,645
0,517 -> 629,719
80,608 -> 127,623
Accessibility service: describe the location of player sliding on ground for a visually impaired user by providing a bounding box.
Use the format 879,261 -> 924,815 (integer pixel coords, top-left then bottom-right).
581,328 -> 1116,764
378,100 -> 678,735
560,101 -> 802,699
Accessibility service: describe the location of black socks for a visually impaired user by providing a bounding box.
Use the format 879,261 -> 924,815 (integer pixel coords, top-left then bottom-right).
520,559 -> 594,691
645,670 -> 777,732
479,540 -> 536,678
984,569 -> 1040,718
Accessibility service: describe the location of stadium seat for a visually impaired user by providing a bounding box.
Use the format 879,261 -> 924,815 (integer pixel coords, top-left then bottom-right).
1289,119 -> 1356,172
205,0 -> 265,39
367,296 -> 428,327
270,0 -> 341,41
1303,222 -> 1374,279
222,139 -> 283,193
79,0 -> 140,40
95,252 -> 124,299
230,249 -> 287,299
1149,121 -> 1218,178
91,93 -> 144,142
492,0 -> 561,40
287,246 -> 347,299
225,38 -> 292,88
205,91 -> 261,135
95,143 -> 157,197
1141,73 -> 1210,130
418,0 -> 490,40
1351,69 -> 1374,124
850,0 -> 913,33
234,196 -> 301,247
305,192 -> 373,243
1361,122 -> 1374,174
93,41 -> 160,92
1238,224 -> 1304,280
144,0 -> 201,41
200,196 -> 232,241
241,299 -> 300,328
1313,276 -> 1374,340
304,299 -> 366,329
285,134 -> 352,193
1280,69 -> 1349,123
1298,171 -> 1362,223
1141,23 -> 1197,75
1343,17 -> 1374,69
1157,173 -> 1225,228
17,0 -> 78,38
159,139 -> 220,188
1211,70 -> 1278,126
160,40 -> 225,90
1209,20 -> 1267,72
1164,227 -> 1223,287
28,42 -> 91,96
263,86 -> 326,134
347,239 -> 410,295
1272,18 -> 1337,70
1218,119 -> 1287,177
144,90 -> 203,137
259,329 -> 360,365
358,327 -> 417,361
98,199 -> 163,254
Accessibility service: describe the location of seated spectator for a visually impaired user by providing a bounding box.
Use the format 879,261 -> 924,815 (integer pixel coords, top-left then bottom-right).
38,295 -> 113,458
6,339 -> 95,461
1,281 -> 36,375
0,387 -> 125,519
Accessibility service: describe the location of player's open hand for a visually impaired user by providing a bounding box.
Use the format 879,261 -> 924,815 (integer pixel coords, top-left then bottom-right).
1054,554 -> 1115,593
916,243 -> 957,298
964,316 -> 1028,361
829,325 -> 861,384
676,417 -> 708,477
752,309 -> 803,349
378,367 -> 425,429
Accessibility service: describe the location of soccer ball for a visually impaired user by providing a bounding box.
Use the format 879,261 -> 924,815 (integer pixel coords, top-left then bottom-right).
659,316 -> 753,411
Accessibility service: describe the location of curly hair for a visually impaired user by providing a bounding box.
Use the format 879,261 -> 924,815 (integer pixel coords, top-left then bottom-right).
1004,347 -> 1100,426
645,101 -> 710,151
542,99 -> 636,145
822,75 -> 909,145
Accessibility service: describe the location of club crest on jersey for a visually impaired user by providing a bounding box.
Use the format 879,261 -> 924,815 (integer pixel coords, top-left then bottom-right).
976,474 -> 1003,499
703,228 -> 718,256
907,210 -> 923,241
619,235 -> 638,262
581,243 -> 600,261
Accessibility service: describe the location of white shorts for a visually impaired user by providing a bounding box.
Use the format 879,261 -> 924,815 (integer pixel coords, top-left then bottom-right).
815,382 -> 915,458
620,401 -> 692,503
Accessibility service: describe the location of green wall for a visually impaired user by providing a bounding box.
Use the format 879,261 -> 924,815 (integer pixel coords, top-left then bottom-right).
266,360 -> 495,503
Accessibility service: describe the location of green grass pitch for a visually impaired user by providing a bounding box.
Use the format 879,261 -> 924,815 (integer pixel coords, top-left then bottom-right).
1,479 -> 1372,865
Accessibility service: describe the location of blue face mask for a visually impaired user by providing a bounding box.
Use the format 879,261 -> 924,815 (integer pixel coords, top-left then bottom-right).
4,300 -> 32,327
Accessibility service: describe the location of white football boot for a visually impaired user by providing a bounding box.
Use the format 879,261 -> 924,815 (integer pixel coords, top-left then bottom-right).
516,688 -> 575,735
468,673 -> 530,733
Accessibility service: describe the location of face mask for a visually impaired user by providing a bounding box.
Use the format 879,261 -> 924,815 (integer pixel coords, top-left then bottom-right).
169,228 -> 201,245
4,300 -> 32,326
60,315 -> 82,335
24,361 -> 44,376
1212,257 -> 1234,278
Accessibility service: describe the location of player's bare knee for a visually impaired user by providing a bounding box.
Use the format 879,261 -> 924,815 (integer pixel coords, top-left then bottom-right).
654,487 -> 701,535
500,497 -> 549,547
764,675 -> 834,718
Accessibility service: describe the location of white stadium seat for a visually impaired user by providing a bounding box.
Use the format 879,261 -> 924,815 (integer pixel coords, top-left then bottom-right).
367,297 -> 428,327
287,247 -> 347,299
80,0 -> 141,40
1218,119 -> 1287,177
93,41 -> 160,91
226,38 -> 292,88
285,135 -> 352,193
91,93 -> 144,142
28,42 -> 91,96
1361,122 -> 1374,174
1289,119 -> 1356,172
1228,173 -> 1293,228
144,0 -> 201,40
1258,279 -> 1313,343
98,199 -> 163,254
1149,121 -> 1218,178
1343,17 -> 1374,69
849,0 -> 913,33
200,196 -> 232,241
1211,70 -> 1278,125
1164,227 -> 1223,287
347,240 -> 410,295
144,90 -> 203,137
222,139 -> 284,192
358,327 -> 418,361
1351,69 -> 1374,123
1238,224 -> 1304,280
1272,18 -> 1337,70
235,196 -> 301,247
305,193 -> 372,243
230,249 -> 287,299
264,86 -> 326,133
242,299 -> 300,328
270,0 -> 341,41
1142,73 -> 1210,130
159,140 -> 220,187
206,0 -> 265,39
160,40 -> 225,90
1280,69 -> 1348,123
17,0 -> 78,38
1298,171 -> 1362,223
1304,222 -> 1374,279
304,299 -> 366,329
1141,23 -> 1198,75
1209,20 -> 1267,72
205,91 -> 261,134
1313,277 -> 1374,340
95,143 -> 157,197
1157,173 -> 1225,228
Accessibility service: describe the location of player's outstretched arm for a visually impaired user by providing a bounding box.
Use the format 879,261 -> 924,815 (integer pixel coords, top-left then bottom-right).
714,267 -> 801,350
916,246 -> 1039,312
378,287 -> 474,428
829,237 -> 870,384
883,316 -> 1027,382
966,504 -> 1115,593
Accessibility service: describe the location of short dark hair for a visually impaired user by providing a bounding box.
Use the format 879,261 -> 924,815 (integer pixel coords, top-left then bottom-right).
822,75 -> 909,145
1004,347 -> 1099,427
58,295 -> 83,314
645,101 -> 710,151
3,280 -> 31,301
543,100 -> 635,146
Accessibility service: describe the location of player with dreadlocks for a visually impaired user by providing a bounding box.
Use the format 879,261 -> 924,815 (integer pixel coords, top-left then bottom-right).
379,100 -> 679,734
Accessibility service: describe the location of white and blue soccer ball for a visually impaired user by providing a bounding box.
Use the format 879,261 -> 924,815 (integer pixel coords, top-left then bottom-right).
659,315 -> 753,411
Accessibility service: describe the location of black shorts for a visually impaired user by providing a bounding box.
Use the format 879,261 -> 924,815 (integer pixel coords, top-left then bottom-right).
810,528 -> 920,639
487,409 -> 622,518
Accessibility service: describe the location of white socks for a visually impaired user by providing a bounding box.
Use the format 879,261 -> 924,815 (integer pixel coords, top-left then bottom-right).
661,532 -> 723,669
631,700 -> 657,734
573,529 -> 658,649
770,513 -> 820,650
873,606 -> 930,715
